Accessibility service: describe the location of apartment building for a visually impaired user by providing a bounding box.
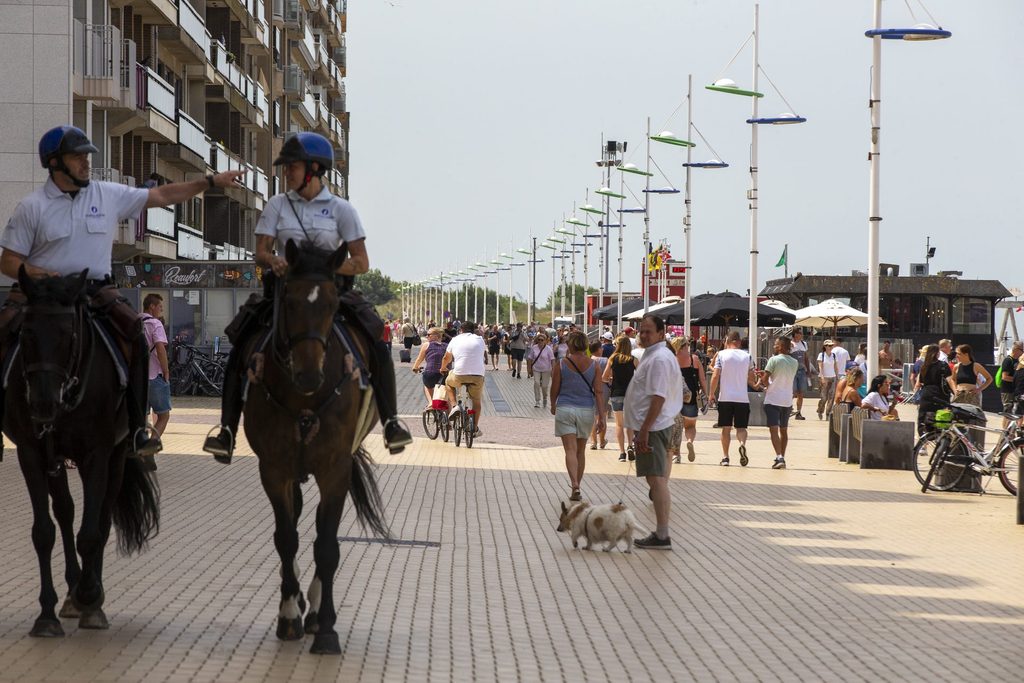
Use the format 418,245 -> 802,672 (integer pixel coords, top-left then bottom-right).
0,0 -> 348,264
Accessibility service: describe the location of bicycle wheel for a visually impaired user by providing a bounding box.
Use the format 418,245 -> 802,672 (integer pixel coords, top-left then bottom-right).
913,433 -> 940,489
452,412 -> 462,447
995,442 -> 1021,496
439,413 -> 450,442
465,415 -> 474,449
422,409 -> 439,440
925,437 -> 970,492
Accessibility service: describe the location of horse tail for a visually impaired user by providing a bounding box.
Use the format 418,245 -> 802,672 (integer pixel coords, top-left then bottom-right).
113,458 -> 161,555
349,446 -> 390,540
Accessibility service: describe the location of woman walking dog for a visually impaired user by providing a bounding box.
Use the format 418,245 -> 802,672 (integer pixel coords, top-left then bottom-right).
551,331 -> 605,502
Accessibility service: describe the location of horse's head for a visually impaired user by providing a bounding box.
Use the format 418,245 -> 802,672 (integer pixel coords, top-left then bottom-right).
16,266 -> 89,424
277,240 -> 348,394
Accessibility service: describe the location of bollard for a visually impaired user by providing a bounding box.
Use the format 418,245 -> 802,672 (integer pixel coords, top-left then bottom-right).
1018,455 -> 1023,525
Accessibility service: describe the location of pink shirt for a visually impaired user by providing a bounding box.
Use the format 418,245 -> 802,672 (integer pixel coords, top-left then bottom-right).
142,315 -> 168,380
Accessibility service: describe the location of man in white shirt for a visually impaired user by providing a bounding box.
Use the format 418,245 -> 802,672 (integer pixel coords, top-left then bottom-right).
442,321 -> 487,434
937,339 -> 952,363
623,326 -> 638,349
756,337 -> 799,469
831,338 -> 851,377
623,314 -> 683,550
816,340 -> 838,419
708,331 -> 756,467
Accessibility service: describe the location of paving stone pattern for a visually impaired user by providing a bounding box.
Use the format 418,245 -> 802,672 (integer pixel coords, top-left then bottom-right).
0,354 -> 1021,682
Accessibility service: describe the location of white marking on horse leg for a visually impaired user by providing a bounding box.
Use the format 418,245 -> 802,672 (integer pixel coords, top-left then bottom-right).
307,285 -> 319,304
280,595 -> 301,620
307,576 -> 322,614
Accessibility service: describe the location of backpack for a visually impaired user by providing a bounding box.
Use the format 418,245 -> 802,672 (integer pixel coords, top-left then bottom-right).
995,366 -> 1003,389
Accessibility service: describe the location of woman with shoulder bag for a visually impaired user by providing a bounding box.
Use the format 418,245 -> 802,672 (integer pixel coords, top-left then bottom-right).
601,335 -> 638,463
550,331 -> 605,502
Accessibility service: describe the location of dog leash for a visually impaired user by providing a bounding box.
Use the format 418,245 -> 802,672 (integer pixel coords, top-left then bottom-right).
616,449 -> 634,506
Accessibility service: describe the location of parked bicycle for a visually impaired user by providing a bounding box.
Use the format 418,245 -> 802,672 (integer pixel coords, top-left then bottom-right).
168,341 -> 227,397
913,402 -> 1020,496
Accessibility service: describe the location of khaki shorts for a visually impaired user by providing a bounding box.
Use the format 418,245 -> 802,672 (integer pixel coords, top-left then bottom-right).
445,373 -> 484,410
636,426 -> 672,478
555,406 -> 595,438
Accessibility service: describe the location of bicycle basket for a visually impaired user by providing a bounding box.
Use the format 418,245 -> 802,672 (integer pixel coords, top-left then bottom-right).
933,408 -> 953,429
949,402 -> 986,425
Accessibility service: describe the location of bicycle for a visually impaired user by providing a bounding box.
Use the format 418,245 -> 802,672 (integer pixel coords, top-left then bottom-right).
419,383 -> 451,442
168,342 -> 227,397
448,384 -> 476,449
913,402 -> 1020,496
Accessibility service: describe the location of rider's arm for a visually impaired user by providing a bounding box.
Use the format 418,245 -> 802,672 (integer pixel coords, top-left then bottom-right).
440,351 -> 453,373
412,343 -> 428,370
255,235 -> 288,277
336,238 -> 368,277
0,248 -> 56,279
145,170 -> 246,208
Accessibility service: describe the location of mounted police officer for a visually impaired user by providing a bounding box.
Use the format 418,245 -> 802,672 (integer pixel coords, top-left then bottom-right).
202,132 -> 412,461
0,125 -> 246,456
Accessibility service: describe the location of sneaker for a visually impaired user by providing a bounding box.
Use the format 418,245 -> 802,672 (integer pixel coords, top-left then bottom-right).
534,402 -> 540,408
686,442 -> 696,462
794,413 -> 806,421
634,532 -> 671,550
448,407 -> 460,419
618,452 -> 627,462
672,455 -> 681,464
739,444 -> 748,467
473,428 -> 483,437
569,488 -> 582,502
627,445 -> 636,462
720,456 -> 730,467
202,428 -> 234,465
384,418 -> 413,454
772,456 -> 787,470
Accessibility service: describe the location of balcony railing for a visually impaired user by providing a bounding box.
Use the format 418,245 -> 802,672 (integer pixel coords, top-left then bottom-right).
299,89 -> 316,123
178,111 -> 212,166
90,168 -> 121,183
74,21 -> 120,79
179,0 -> 212,61
298,19 -> 317,67
147,206 -> 176,238
254,167 -> 269,197
143,67 -> 176,120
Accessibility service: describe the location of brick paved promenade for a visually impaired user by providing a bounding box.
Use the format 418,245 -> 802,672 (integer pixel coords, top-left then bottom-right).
0,354 -> 1021,681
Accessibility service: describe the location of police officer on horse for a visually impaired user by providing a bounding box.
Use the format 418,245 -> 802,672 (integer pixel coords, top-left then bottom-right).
202,132 -> 412,460
0,125 -> 247,456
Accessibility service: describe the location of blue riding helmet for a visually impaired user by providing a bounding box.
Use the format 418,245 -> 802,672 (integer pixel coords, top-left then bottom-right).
39,126 -> 98,169
273,132 -> 334,176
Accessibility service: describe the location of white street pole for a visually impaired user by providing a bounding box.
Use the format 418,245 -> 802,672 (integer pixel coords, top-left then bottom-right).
867,0 -> 882,381
684,74 -> 694,335
508,243 -> 514,324
583,227 -> 589,335
616,171 -> 625,329
642,116 -> 652,315
570,238 -> 577,326
560,249 -> 566,320
748,3 -> 760,349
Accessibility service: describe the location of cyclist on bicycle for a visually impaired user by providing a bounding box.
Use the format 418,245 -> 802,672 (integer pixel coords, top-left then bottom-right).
412,327 -> 448,409
441,320 -> 486,436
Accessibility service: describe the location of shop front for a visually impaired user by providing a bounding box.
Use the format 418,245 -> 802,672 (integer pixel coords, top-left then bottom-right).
113,260 -> 263,351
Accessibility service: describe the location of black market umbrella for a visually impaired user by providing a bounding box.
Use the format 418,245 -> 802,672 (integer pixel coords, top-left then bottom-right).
660,291 -> 795,328
593,297 -> 646,321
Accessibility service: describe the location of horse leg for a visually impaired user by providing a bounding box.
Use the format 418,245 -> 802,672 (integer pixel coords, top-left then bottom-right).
72,452 -> 111,629
293,480 -> 307,617
261,470 -> 304,641
17,449 -> 63,637
303,505 -> 323,635
310,492 -> 347,655
47,470 -> 82,620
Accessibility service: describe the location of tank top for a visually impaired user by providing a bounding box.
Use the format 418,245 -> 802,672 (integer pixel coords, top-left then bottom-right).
609,356 -> 636,397
955,362 -> 977,385
680,366 -> 700,405
424,341 -> 448,374
556,358 -> 596,408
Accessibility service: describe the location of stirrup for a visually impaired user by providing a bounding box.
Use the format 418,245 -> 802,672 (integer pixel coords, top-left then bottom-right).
202,425 -> 234,464
132,426 -> 163,458
383,417 -> 412,454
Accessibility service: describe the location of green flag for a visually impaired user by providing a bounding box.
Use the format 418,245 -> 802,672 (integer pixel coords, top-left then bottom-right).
775,244 -> 788,268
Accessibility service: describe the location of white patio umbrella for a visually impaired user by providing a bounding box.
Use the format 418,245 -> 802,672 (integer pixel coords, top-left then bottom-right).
793,298 -> 883,335
623,295 -> 684,321
761,299 -> 797,315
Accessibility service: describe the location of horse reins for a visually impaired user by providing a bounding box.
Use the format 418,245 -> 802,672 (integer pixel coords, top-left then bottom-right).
22,301 -> 93,425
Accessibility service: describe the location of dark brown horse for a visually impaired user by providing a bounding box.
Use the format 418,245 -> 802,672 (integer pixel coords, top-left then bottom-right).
241,240 -> 388,655
4,268 -> 159,637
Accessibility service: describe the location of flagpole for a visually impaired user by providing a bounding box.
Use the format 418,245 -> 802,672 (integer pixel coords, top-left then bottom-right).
785,244 -> 788,278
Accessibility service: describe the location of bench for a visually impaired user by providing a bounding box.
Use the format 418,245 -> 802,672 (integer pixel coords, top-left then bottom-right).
828,403 -> 851,459
847,408 -> 916,469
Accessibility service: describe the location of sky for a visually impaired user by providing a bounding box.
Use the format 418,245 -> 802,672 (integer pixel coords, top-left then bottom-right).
347,0 -> 1024,332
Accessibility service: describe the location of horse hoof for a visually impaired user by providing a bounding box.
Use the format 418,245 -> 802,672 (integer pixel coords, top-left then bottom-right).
78,608 -> 109,630
30,618 -> 64,638
303,612 -> 319,634
310,632 -> 341,655
276,616 -> 304,641
58,596 -> 81,619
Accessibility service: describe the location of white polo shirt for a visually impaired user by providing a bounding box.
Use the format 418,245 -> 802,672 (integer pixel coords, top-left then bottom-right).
1,178 -> 149,278
447,332 -> 486,376
255,187 -> 366,250
623,341 -> 683,432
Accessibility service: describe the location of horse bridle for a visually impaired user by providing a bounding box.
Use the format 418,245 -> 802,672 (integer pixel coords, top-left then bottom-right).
21,300 -> 92,427
270,274 -> 335,369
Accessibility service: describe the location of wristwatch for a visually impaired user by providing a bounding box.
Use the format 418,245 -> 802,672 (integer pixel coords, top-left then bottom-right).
205,174 -> 216,190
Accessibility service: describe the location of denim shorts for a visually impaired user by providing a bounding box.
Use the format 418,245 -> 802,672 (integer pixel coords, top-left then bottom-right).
680,402 -> 698,419
793,367 -> 807,392
610,396 -> 625,412
148,376 -> 172,414
765,404 -> 791,428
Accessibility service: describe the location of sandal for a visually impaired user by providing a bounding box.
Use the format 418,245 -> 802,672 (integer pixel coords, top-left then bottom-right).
569,487 -> 582,502
599,439 -> 607,449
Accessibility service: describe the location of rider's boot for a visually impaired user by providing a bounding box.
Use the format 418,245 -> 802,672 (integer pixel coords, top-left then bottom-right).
370,341 -> 412,454
202,345 -> 245,464
128,335 -> 162,458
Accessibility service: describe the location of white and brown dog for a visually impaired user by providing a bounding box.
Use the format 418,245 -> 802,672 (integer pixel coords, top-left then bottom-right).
557,501 -> 646,553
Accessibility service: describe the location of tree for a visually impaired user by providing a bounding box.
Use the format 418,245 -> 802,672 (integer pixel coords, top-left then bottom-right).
354,268 -> 397,305
545,283 -> 598,312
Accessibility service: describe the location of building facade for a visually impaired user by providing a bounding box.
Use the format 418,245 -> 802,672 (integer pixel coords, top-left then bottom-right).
0,0 -> 349,278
